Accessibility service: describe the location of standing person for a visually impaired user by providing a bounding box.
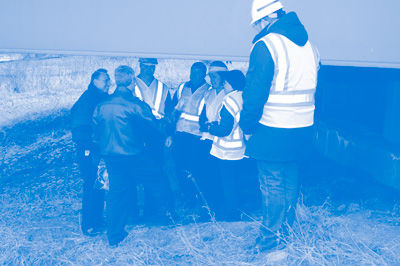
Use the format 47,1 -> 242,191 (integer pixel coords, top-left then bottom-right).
134,57 -> 176,221
93,65 -> 172,247
240,0 -> 320,252
195,61 -> 229,215
70,69 -> 110,237
172,62 -> 212,211
200,70 -> 247,221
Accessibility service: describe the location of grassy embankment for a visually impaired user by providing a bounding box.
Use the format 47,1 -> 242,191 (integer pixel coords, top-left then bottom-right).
0,55 -> 399,265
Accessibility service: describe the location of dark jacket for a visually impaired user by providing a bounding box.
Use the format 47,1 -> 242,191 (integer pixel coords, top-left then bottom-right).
199,105 -> 234,137
70,84 -> 108,149
239,12 -> 315,162
93,86 -> 167,157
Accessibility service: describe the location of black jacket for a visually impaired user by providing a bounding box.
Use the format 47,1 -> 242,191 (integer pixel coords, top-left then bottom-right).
93,86 -> 167,157
70,84 -> 108,149
239,12 -> 315,162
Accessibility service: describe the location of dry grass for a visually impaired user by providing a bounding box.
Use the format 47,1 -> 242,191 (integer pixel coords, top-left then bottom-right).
0,114 -> 399,265
0,55 -> 399,265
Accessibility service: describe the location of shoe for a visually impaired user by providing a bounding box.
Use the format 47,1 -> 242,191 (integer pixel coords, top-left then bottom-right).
108,230 -> 128,247
253,236 -> 285,254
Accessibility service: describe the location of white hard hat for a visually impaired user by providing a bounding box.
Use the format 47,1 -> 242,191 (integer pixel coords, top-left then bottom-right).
251,0 -> 284,25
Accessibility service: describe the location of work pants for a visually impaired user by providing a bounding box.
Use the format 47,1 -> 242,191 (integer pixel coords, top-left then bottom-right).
173,132 -> 220,212
76,146 -> 105,231
105,152 -> 170,246
257,160 -> 298,245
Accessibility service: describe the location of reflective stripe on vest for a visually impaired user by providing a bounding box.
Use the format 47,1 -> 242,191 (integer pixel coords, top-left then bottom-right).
201,87 -> 227,141
177,84 -> 185,100
134,79 -> 167,118
210,91 -> 246,160
176,83 -> 210,136
255,33 -> 319,128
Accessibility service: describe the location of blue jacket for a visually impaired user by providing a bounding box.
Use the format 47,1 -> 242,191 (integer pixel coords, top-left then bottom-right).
239,12 -> 314,162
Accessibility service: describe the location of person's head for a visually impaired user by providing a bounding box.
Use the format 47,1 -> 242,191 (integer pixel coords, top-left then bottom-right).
220,70 -> 246,92
114,65 -> 134,87
189,62 -> 207,87
91,68 -> 110,93
251,0 -> 285,33
139,58 -> 158,78
208,61 -> 228,89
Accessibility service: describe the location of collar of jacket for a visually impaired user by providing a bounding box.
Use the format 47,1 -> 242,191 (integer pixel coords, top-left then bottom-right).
252,12 -> 308,46
88,83 -> 106,96
113,86 -> 135,97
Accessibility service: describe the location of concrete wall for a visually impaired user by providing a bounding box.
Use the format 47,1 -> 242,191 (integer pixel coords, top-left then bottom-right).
315,65 -> 400,189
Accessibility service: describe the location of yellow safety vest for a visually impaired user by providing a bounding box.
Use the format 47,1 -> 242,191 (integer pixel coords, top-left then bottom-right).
255,33 -> 320,128
210,91 -> 246,160
134,77 -> 169,118
176,83 -> 211,136
201,84 -> 228,140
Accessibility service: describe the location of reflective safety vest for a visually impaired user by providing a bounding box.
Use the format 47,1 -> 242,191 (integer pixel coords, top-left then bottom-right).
210,91 -> 246,160
134,77 -> 169,118
255,33 -> 320,128
202,85 -> 227,140
176,83 -> 211,136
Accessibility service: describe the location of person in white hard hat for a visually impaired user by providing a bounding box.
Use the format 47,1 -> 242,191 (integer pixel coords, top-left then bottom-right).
240,0 -> 320,252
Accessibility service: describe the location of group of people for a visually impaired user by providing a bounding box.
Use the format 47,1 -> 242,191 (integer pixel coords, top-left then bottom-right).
71,0 -> 319,253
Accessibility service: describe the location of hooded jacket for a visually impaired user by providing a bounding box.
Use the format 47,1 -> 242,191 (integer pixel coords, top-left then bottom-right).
239,12 -> 317,162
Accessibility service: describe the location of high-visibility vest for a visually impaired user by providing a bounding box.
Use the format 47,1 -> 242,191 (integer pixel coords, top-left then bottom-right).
210,91 -> 246,160
254,33 -> 320,128
134,77 -> 169,118
176,83 -> 211,136
201,85 -> 227,140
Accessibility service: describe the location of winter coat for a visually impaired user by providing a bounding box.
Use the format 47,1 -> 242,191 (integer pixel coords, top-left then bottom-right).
239,12 -> 317,162
70,84 -> 108,149
93,86 -> 167,157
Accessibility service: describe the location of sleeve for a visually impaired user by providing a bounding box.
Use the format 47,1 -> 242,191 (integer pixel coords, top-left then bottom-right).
163,90 -> 177,117
129,100 -> 166,136
199,105 -> 208,132
208,106 -> 234,137
239,41 -> 275,135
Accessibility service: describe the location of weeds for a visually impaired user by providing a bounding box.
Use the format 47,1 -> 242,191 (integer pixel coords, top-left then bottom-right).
0,55 -> 399,265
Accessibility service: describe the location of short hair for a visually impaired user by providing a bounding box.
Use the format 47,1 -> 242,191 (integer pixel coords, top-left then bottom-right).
115,65 -> 134,76
191,62 -> 207,75
220,70 -> 246,91
91,68 -> 108,83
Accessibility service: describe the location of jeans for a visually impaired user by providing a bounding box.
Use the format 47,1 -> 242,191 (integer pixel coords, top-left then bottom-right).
257,160 -> 298,243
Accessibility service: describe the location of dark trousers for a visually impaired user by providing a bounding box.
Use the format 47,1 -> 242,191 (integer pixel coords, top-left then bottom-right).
218,159 -> 242,219
105,152 -> 170,246
257,160 -> 298,243
173,132 -> 221,211
76,146 -> 105,231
